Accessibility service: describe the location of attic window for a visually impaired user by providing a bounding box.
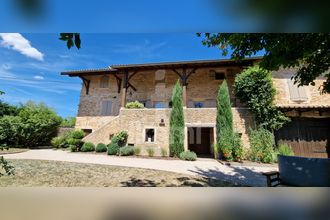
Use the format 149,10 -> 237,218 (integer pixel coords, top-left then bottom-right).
100,76 -> 109,88
215,72 -> 225,80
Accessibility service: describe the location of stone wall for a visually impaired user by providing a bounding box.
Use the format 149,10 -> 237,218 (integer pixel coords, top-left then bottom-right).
82,107 -> 254,155
75,116 -> 116,131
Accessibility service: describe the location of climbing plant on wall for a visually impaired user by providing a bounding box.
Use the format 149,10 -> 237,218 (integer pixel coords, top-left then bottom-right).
233,66 -> 290,131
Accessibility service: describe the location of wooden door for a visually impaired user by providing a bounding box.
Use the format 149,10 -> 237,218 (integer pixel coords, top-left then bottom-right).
188,127 -> 212,156
275,118 -> 330,158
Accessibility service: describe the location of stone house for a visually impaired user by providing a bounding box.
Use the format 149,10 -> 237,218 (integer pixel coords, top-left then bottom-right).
62,58 -> 330,158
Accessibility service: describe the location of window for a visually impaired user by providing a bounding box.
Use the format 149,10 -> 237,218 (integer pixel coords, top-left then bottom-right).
145,129 -> 155,142
101,100 -> 112,116
287,79 -> 308,102
155,102 -> 167,108
215,72 -> 225,80
100,76 -> 109,88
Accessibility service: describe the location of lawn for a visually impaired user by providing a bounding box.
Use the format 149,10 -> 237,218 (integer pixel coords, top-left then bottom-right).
0,159 -> 235,187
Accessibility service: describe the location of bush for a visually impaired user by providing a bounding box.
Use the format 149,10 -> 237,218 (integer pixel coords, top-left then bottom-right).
169,80 -> 185,157
60,117 -> 76,128
277,144 -> 294,156
161,148 -> 168,157
0,156 -> 15,177
146,148 -> 155,157
133,147 -> 141,156
70,145 -> 79,152
179,150 -> 197,161
232,132 -> 244,162
115,131 -> 128,147
95,143 -> 107,153
51,136 -> 66,148
126,101 -> 144,109
80,142 -> 95,152
118,146 -> 134,156
69,130 -> 85,140
107,142 -> 119,155
249,128 -> 275,163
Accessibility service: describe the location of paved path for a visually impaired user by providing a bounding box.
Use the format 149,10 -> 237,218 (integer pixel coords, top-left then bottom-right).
4,150 -> 277,186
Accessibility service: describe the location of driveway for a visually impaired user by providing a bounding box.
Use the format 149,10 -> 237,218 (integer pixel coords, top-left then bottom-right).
4,149 -> 277,186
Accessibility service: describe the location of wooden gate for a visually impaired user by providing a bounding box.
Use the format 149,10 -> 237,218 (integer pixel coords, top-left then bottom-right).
275,118 -> 330,158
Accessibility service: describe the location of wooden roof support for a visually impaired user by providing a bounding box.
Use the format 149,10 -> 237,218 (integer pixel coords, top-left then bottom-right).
113,74 -> 122,94
79,76 -> 91,95
171,68 -> 197,86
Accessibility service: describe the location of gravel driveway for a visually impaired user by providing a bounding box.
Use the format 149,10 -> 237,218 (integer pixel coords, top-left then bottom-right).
4,149 -> 277,186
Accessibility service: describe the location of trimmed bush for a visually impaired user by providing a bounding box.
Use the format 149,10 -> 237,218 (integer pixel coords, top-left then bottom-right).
115,131 -> 128,147
277,144 -> 294,156
69,129 -> 85,140
179,150 -> 197,161
96,143 -> 107,153
80,142 -> 95,152
118,146 -> 134,156
161,148 -> 168,157
107,142 -> 119,155
146,148 -> 155,157
248,128 -> 275,163
133,147 -> 141,156
70,145 -> 79,152
126,101 -> 144,109
169,80 -> 185,157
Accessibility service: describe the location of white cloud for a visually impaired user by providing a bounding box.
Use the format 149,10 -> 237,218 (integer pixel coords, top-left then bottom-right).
33,75 -> 44,80
0,33 -> 44,61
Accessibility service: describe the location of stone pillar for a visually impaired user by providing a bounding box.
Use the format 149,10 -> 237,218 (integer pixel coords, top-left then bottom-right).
121,87 -> 127,108
184,126 -> 188,151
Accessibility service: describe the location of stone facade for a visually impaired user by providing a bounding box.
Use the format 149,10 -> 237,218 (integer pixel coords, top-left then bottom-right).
75,65 -> 330,156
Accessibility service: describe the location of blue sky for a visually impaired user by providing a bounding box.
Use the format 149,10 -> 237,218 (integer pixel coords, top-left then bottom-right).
0,33 -> 231,117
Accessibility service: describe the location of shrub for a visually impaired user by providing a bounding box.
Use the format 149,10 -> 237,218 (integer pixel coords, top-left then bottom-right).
161,148 -> 168,157
146,148 -> 155,157
133,147 -> 141,156
126,101 -> 144,109
51,136 -> 66,149
70,145 -> 79,152
80,142 -> 95,152
0,156 -> 15,177
115,131 -> 128,147
118,146 -> 134,156
277,144 -> 294,156
249,128 -> 275,163
107,142 -> 119,155
96,143 -> 107,153
169,80 -> 185,157
60,117 -> 76,128
234,66 -> 290,131
232,132 -> 244,162
69,129 -> 85,140
179,150 -> 197,161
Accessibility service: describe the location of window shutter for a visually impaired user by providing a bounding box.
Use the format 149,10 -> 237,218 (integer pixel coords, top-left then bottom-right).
287,79 -> 308,102
101,100 -> 112,116
100,76 -> 109,88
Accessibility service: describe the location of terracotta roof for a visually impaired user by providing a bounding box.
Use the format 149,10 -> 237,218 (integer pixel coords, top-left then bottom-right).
276,104 -> 330,109
61,57 -> 262,77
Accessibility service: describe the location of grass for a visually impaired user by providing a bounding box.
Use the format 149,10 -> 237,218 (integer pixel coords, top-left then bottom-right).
0,148 -> 28,155
0,159 -> 235,187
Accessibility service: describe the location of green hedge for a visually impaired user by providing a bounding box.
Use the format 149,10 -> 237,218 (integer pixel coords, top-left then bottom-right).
179,150 -> 197,161
80,142 -> 95,152
95,143 -> 107,153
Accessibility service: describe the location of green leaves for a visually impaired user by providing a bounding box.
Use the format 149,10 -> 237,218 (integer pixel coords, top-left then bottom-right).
234,66 -> 290,131
59,33 -> 81,49
199,33 -> 330,93
169,80 -> 185,157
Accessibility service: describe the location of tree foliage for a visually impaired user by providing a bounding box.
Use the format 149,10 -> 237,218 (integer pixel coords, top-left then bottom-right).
169,80 -> 185,157
234,66 -> 290,131
60,117 -> 76,128
216,80 -> 242,161
199,33 -> 330,93
0,101 -> 62,147
59,33 -> 81,49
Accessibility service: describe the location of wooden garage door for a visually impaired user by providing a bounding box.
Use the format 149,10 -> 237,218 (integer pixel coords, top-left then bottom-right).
275,118 -> 330,158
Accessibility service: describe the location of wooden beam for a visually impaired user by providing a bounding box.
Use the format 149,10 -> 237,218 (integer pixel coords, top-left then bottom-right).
113,74 -> 122,93
128,71 -> 138,81
172,69 -> 183,79
79,76 -> 91,95
186,68 -> 197,80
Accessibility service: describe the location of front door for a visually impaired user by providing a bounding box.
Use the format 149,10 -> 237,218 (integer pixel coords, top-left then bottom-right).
188,127 -> 212,156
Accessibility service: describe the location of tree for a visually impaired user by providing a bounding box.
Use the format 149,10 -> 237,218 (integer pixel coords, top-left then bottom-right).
60,117 -> 76,128
169,80 -> 185,157
216,81 -> 234,161
198,33 -> 330,93
233,66 -> 289,131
